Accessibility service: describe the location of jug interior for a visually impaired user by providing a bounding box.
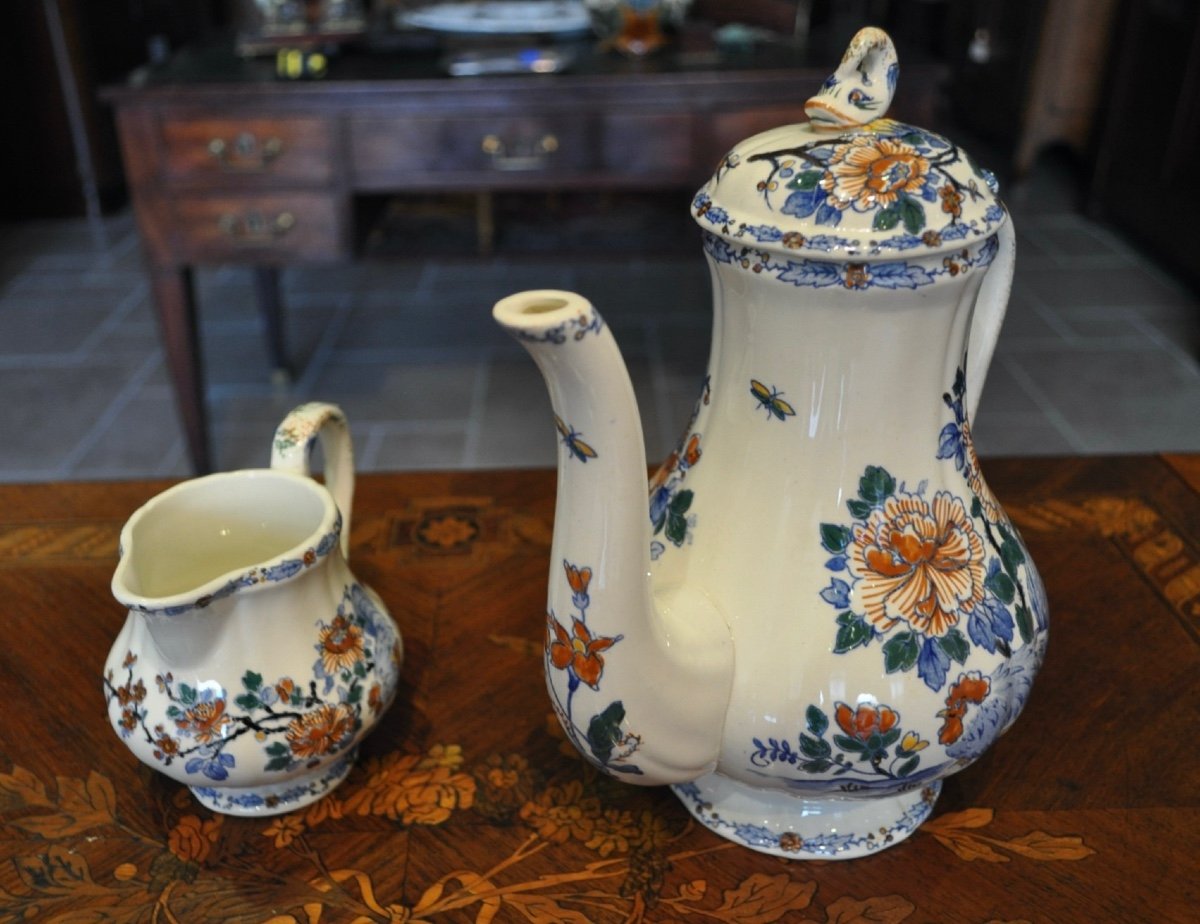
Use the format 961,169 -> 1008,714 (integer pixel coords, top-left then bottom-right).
121,474 -> 327,600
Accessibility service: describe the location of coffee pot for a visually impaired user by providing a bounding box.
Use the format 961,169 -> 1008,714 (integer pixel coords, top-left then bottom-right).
493,28 -> 1047,858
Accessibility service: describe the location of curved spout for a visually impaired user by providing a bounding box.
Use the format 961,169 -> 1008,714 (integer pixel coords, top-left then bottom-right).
494,291 -> 733,785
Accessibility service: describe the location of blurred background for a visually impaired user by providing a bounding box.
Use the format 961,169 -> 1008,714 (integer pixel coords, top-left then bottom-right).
0,0 -> 1196,481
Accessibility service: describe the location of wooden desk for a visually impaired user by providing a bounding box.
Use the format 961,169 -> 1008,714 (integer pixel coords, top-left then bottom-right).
0,456 -> 1196,921
101,35 -> 945,474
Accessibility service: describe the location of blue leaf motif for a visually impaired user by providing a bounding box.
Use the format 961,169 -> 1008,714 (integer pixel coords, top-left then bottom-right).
964,590 -> 1012,648
814,202 -> 843,226
743,224 -> 782,242
702,235 -> 738,265
820,578 -> 851,609
825,554 -> 848,572
186,751 -> 236,781
781,187 -> 823,219
937,422 -> 965,470
917,636 -> 950,691
778,261 -> 841,288
870,262 -> 935,289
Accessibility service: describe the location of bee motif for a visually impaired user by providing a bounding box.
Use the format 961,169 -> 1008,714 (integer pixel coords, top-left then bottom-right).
750,380 -> 797,421
555,415 -> 598,463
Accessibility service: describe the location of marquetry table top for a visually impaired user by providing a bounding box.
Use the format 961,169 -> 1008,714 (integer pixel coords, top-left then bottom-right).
1,456 -> 1196,922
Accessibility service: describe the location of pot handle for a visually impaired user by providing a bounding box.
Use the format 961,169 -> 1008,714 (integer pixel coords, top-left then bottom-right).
271,402 -> 355,560
966,219 -> 1016,423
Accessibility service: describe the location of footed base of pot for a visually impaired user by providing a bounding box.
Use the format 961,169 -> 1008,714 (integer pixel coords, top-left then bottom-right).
672,773 -> 941,859
188,749 -> 358,817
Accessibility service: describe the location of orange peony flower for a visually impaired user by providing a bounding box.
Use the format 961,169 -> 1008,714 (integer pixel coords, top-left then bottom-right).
848,491 -> 986,638
317,614 -> 364,675
821,136 -> 930,211
286,703 -> 355,759
547,616 -> 619,689
834,702 -> 899,742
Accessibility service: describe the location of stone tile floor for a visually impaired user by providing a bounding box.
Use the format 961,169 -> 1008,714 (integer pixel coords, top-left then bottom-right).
1,163 -> 1197,482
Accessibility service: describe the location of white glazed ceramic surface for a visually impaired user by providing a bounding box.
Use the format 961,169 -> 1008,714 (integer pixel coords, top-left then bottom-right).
102,403 -> 403,816
493,28 -> 1047,860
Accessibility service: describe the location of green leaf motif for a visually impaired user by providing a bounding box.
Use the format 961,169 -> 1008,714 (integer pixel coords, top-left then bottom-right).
799,734 -> 832,759
234,693 -> 260,711
898,194 -> 925,234
666,512 -> 689,546
858,466 -> 896,504
178,684 -> 197,706
802,758 -> 834,773
587,701 -> 627,766
264,756 -> 291,772
986,567 -> 1016,604
266,742 -> 290,757
820,523 -> 852,553
847,498 -> 873,519
242,671 -> 263,692
880,728 -> 902,748
1001,538 -> 1026,579
670,489 -> 694,515
938,628 -> 970,664
873,206 -> 901,231
1016,605 -> 1034,645
833,734 -> 866,753
805,705 -> 829,737
834,616 -> 872,653
790,170 -> 823,190
896,755 -> 921,778
882,631 -> 919,673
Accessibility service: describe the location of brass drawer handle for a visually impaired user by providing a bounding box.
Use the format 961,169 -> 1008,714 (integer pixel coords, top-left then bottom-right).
207,132 -> 284,170
217,210 -> 295,244
480,133 -> 558,171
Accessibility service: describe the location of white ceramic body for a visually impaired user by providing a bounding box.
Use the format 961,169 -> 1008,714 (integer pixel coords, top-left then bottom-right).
103,405 -> 403,816
493,219 -> 1048,859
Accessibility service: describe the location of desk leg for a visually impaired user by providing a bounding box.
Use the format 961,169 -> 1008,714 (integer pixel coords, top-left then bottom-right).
253,267 -> 293,385
149,266 -> 211,474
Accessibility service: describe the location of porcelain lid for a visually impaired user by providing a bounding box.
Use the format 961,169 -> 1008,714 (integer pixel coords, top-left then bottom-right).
693,27 -> 1006,258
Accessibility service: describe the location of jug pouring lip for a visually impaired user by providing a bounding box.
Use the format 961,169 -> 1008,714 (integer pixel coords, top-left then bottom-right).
112,468 -> 342,618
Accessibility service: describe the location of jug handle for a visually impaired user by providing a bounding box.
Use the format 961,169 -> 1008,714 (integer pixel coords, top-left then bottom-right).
966,219 -> 1016,423
271,402 -> 355,560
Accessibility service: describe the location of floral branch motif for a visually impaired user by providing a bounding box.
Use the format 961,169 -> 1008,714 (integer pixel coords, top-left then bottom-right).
745,121 -> 992,235
103,585 -> 399,784
544,561 -> 641,775
649,375 -> 709,559
752,703 -> 930,784
937,367 -> 1048,645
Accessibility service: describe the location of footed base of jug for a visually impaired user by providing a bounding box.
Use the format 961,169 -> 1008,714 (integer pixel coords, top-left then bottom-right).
188,748 -> 358,817
672,773 -> 942,859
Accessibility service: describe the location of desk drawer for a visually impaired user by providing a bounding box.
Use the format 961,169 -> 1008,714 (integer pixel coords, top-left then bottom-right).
161,116 -> 335,185
171,193 -> 344,263
351,114 -> 596,187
